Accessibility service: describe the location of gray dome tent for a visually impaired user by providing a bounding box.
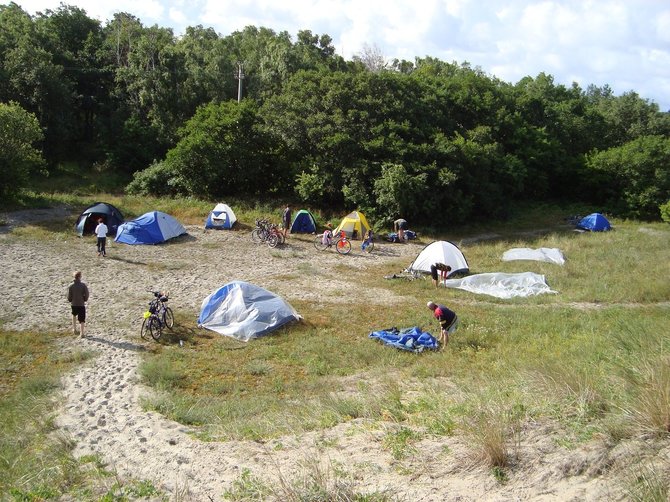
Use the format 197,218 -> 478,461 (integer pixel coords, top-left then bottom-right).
74,202 -> 124,236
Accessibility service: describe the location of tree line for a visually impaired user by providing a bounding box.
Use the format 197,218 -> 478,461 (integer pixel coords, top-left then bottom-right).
2,2 -> 670,223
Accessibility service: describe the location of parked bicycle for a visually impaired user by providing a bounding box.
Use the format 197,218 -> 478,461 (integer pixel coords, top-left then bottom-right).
314,230 -> 352,255
140,290 -> 174,341
251,218 -> 284,248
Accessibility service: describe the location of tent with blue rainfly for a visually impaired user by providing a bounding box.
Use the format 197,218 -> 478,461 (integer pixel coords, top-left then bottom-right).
197,281 -> 301,342
114,211 -> 186,245
290,209 -> 317,233
74,202 -> 124,236
576,213 -> 612,232
205,203 -> 237,229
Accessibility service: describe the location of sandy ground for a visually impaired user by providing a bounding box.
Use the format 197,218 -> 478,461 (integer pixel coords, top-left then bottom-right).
0,208 -> 644,501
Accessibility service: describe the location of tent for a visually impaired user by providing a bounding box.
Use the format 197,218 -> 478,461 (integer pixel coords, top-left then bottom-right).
74,202 -> 124,236
114,211 -> 186,245
334,210 -> 371,240
576,213 -> 612,232
407,240 -> 469,277
197,281 -> 301,342
290,209 -> 317,233
204,203 -> 237,229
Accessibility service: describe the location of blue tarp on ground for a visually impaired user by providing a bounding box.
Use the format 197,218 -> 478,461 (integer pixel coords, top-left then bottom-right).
369,326 -> 439,353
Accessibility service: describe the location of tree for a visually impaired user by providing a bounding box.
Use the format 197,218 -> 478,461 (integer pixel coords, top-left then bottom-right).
0,101 -> 44,197
585,135 -> 670,219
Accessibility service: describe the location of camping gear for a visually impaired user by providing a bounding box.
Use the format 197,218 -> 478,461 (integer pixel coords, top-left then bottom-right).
369,326 -> 439,353
74,202 -> 124,236
290,209 -> 317,233
197,281 -> 301,342
502,248 -> 565,265
204,203 -> 237,229
334,210 -> 371,240
407,241 -> 469,277
114,211 -> 186,245
576,213 -> 612,232
444,272 -> 557,299
387,230 -> 417,242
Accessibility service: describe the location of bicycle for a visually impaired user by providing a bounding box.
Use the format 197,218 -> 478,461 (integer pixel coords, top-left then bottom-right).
140,290 -> 174,341
251,219 -> 284,248
314,230 -> 351,255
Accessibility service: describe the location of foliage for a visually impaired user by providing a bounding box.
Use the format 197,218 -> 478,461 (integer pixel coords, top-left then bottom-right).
660,200 -> 670,224
0,101 -> 44,197
586,135 -> 670,219
1,4 -> 669,223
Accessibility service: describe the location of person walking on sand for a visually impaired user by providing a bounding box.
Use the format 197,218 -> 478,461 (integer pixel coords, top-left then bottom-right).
427,301 -> 458,347
68,271 -> 89,338
282,204 -> 292,239
95,217 -> 108,257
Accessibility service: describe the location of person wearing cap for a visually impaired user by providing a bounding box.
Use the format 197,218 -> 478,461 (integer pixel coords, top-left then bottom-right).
427,301 -> 458,346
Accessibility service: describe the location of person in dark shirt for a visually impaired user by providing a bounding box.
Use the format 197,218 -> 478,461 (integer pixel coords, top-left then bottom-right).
430,263 -> 451,288
67,270 -> 90,338
427,301 -> 458,346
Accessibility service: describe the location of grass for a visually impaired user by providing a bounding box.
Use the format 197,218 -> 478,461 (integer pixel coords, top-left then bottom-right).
133,207 -> 669,495
3,181 -> 670,497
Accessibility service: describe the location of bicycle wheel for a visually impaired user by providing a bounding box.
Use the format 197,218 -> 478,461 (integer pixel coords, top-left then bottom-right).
251,228 -> 263,243
336,238 -> 351,255
162,306 -> 174,329
267,233 -> 279,248
314,235 -> 329,251
149,315 -> 162,340
140,317 -> 151,339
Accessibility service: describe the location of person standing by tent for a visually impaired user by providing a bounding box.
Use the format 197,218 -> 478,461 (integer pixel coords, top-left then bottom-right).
393,218 -> 408,242
427,301 -> 458,347
430,263 -> 451,288
95,218 -> 108,257
68,271 -> 89,338
282,205 -> 292,239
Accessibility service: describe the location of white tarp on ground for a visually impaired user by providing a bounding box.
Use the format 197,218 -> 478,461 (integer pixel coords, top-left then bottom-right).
502,247 -> 565,265
444,272 -> 558,299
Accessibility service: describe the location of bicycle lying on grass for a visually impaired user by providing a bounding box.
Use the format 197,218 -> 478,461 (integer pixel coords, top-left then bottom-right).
140,290 -> 174,341
314,230 -> 352,255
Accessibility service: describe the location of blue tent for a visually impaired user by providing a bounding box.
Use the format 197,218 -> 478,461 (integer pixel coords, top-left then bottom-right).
576,213 -> 612,232
115,211 -> 187,245
197,281 -> 301,342
205,203 -> 237,229
74,202 -> 124,236
290,209 -> 317,233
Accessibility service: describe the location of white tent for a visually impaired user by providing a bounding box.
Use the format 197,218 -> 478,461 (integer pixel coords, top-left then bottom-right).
407,241 -> 469,277
197,281 -> 301,342
444,272 -> 557,299
502,247 -> 565,265
204,203 -> 237,229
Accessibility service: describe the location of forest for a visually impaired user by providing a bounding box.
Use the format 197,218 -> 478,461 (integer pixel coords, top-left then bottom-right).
2,2 -> 670,224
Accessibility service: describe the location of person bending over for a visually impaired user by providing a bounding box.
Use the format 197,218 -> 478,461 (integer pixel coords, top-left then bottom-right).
427,301 -> 458,346
430,263 -> 451,288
